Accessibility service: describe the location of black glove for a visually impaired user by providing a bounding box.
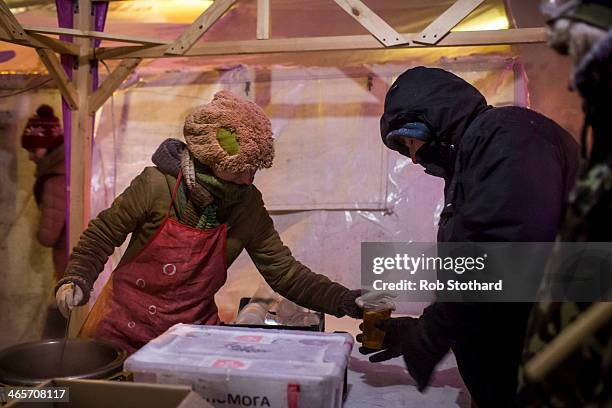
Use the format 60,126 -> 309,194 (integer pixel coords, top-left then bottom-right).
338,289 -> 363,319
357,316 -> 448,392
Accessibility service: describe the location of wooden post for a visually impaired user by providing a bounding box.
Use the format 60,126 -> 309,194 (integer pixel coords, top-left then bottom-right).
256,0 -> 270,40
67,0 -> 94,338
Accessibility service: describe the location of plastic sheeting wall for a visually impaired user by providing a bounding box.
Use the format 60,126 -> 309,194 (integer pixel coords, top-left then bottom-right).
89,57 -> 527,322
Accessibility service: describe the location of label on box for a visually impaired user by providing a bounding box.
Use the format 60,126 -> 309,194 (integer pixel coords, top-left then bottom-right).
194,377 -> 287,407
208,357 -> 252,370
158,372 -> 284,407
231,334 -> 273,344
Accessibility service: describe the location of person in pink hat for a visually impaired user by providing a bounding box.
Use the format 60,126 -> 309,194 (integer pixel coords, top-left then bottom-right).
21,104 -> 67,339
21,104 -> 67,283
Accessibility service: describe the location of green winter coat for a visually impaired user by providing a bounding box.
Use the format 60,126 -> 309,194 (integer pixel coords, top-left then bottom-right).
58,166 -> 349,316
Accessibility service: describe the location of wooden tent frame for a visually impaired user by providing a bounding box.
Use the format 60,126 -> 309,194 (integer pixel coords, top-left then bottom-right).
0,0 -> 546,335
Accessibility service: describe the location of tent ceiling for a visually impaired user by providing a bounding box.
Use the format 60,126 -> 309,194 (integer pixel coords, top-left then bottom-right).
3,0 -> 512,74
14,0 -> 509,39
504,0 -> 546,28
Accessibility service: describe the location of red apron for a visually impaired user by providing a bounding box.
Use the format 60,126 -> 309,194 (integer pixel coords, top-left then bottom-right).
80,173 -> 227,354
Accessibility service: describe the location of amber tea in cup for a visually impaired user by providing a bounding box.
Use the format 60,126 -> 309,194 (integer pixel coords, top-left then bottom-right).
362,305 -> 393,350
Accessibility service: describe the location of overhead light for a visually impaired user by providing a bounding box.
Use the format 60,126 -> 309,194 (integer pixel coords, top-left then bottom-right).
107,0 -> 214,24
453,6 -> 510,31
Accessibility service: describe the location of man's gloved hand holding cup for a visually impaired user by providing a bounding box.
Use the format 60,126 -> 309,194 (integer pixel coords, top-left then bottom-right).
356,292 -> 396,350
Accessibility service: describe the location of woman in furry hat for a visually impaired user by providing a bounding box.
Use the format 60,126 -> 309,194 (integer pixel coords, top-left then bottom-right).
56,91 -> 361,353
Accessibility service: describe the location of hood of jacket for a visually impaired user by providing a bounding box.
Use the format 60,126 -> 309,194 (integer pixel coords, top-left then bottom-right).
380,67 -> 491,177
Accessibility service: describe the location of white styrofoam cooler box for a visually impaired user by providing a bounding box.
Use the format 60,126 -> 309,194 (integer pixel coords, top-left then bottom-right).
125,324 -> 354,408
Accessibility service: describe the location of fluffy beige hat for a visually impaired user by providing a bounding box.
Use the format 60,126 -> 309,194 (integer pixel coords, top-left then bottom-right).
183,90 -> 274,174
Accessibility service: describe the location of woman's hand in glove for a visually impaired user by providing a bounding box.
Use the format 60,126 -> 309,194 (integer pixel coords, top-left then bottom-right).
340,290 -> 397,319
357,316 -> 449,392
338,289 -> 363,319
55,283 -> 84,318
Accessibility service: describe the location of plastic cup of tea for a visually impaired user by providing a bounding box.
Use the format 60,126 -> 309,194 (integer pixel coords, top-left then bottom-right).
362,302 -> 394,350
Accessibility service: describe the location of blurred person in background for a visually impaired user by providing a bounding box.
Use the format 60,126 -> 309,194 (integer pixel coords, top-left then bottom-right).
519,0 -> 612,406
21,104 -> 67,338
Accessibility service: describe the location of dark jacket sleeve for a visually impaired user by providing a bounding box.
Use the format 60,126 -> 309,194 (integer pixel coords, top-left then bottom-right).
424,113 -> 570,344
246,191 -> 350,316
56,168 -> 153,303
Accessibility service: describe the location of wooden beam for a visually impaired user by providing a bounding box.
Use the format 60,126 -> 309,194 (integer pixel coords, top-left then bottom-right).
0,22 -> 80,55
0,15 -> 10,39
441,27 -> 545,46
414,0 -> 486,45
89,44 -> 152,60
23,25 -> 169,45
5,0 -> 54,7
88,57 -> 140,114
0,32 -> 80,55
525,302 -> 612,382
165,0 -> 236,55
27,32 -> 80,55
36,48 -> 78,109
95,28 -> 546,60
0,0 -> 27,40
333,0 -> 408,46
256,0 -> 270,40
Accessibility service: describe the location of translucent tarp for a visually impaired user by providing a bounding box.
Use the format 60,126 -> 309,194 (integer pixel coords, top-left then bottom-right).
87,56 -> 527,319
0,54 -> 527,348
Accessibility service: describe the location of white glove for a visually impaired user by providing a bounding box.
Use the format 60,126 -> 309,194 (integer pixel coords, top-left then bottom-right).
355,291 -> 397,310
56,283 -> 84,318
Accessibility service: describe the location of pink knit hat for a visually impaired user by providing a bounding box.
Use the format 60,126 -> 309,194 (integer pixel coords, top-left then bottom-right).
21,105 -> 63,150
183,91 -> 274,174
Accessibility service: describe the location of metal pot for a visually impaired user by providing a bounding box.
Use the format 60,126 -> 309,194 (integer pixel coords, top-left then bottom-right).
0,338 -> 127,386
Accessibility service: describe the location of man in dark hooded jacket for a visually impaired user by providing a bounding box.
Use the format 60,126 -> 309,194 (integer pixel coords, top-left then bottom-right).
359,67 -> 579,407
